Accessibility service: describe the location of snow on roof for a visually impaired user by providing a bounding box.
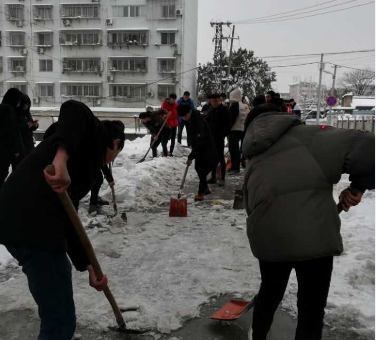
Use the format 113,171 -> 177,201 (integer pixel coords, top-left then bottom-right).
352,96 -> 375,108
34,30 -> 53,33
108,56 -> 147,59
156,28 -> 179,32
7,56 -> 26,58
157,83 -> 175,85
106,28 -> 149,31
109,83 -> 147,85
34,82 -> 54,84
60,28 -> 101,31
59,81 -> 102,84
32,4 -> 53,6
157,57 -> 176,59
6,80 -> 27,83
30,107 -> 146,113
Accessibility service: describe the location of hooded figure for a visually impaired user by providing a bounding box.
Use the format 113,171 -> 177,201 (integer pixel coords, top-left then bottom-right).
0,88 -> 24,188
243,108 -> 375,340
0,100 -> 125,340
227,88 -> 250,172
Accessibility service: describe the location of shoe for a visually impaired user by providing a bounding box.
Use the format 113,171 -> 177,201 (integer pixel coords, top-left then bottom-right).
218,179 -> 225,187
194,193 -> 205,201
88,204 -> 98,215
204,187 -> 211,195
207,178 -> 217,184
229,169 -> 240,175
97,196 -> 109,206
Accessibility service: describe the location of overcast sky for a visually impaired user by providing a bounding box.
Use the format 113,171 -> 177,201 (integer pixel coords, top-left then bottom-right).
197,0 -> 375,93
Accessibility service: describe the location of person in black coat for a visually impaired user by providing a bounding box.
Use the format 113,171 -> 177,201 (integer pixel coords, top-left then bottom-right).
0,100 -> 125,340
178,104 -> 218,201
16,94 -> 39,157
0,88 -> 24,189
206,93 -> 232,186
139,110 -> 171,157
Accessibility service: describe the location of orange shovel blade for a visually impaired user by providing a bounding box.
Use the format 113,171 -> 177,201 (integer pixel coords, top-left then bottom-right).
169,198 -> 187,217
210,300 -> 251,320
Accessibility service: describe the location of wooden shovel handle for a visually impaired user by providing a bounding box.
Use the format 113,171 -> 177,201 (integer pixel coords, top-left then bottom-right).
45,165 -> 125,328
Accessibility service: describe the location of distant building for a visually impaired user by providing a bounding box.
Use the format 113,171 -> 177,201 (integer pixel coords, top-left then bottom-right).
289,81 -> 327,106
341,93 -> 375,111
0,0 -> 198,108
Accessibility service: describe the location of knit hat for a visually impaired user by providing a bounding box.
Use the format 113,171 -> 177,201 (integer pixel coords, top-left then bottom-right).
230,88 -> 242,103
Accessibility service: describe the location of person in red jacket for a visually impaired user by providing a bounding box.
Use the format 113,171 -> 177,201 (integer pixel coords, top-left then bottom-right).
161,93 -> 179,156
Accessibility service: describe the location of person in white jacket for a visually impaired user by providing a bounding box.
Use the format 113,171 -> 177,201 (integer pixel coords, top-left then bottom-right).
228,88 -> 250,173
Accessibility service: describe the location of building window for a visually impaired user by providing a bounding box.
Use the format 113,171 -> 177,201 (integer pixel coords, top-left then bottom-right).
112,5 -> 144,17
158,85 -> 175,100
161,4 -> 175,18
161,33 -> 175,45
38,84 -> 54,97
8,32 -> 25,46
61,5 -> 99,19
34,6 -> 52,20
110,84 -> 146,99
158,59 -> 175,73
37,33 -> 53,46
7,4 -> 24,21
0,82 -> 3,97
109,58 -> 147,72
63,59 -> 100,73
8,83 -> 27,94
60,32 -> 101,46
9,59 -> 26,72
108,31 -> 148,46
39,60 -> 53,72
0,57 -> 3,73
61,84 -> 101,97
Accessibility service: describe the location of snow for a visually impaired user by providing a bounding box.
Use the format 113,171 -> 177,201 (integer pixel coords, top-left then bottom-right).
0,136 -> 374,336
352,97 -> 375,108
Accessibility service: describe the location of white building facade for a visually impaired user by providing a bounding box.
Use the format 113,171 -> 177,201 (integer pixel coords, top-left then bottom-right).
0,0 -> 198,108
289,81 -> 328,106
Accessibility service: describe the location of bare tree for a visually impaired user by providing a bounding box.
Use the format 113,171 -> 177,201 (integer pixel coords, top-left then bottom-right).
339,68 -> 375,96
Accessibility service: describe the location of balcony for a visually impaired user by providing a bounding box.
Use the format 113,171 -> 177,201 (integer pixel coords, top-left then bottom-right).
35,31 -> 53,47
157,58 -> 176,74
60,81 -> 102,98
60,4 -> 100,19
6,4 -> 24,22
33,4 -> 53,21
109,83 -> 146,101
6,31 -> 26,48
108,57 -> 147,73
62,58 -> 101,75
60,29 -> 102,46
8,57 -> 27,73
107,29 -> 149,48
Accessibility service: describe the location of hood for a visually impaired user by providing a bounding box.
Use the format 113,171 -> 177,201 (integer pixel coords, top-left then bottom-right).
242,112 -> 302,157
1,88 -> 23,109
230,88 -> 242,103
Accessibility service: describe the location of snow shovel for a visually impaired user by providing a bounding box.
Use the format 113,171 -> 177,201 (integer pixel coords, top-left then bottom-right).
137,112 -> 171,164
233,186 -> 245,210
45,165 -> 146,334
108,164 -> 127,223
169,163 -> 190,217
211,295 -> 257,321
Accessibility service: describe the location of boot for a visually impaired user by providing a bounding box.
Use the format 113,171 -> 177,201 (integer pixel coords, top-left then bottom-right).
194,193 -> 205,201
88,204 -> 98,215
218,179 -> 225,187
97,196 -> 109,206
204,187 -> 211,195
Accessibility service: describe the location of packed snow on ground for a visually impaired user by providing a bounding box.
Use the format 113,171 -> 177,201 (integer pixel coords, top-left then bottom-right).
0,136 -> 374,337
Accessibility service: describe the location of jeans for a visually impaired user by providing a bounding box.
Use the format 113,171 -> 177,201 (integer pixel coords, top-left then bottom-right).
228,131 -> 244,171
195,162 -> 211,194
211,138 -> 226,181
5,245 -> 76,340
90,172 -> 103,205
169,127 -> 177,154
252,256 -> 333,340
178,120 -> 191,146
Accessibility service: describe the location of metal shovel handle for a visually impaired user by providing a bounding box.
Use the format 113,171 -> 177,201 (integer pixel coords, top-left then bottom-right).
45,165 -> 126,329
178,164 -> 190,198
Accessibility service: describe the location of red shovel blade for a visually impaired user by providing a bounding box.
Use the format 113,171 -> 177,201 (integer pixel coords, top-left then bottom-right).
210,298 -> 255,321
169,198 -> 188,217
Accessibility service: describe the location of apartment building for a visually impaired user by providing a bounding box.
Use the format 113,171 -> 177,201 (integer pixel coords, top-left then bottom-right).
0,0 -> 198,108
289,81 -> 328,106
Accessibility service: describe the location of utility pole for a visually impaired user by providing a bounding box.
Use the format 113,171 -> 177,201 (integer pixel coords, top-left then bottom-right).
225,25 -> 237,96
331,64 -> 339,95
316,54 -> 324,125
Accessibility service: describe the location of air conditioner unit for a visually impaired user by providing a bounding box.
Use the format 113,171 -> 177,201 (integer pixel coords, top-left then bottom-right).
33,97 -> 40,104
106,18 -> 113,26
96,99 -> 101,105
174,48 -> 181,55
15,66 -> 24,72
17,20 -> 23,27
37,47 -> 44,54
107,75 -> 114,82
21,49 -> 28,55
176,9 -> 183,16
63,19 -> 71,26
172,76 -> 177,83
147,91 -> 154,98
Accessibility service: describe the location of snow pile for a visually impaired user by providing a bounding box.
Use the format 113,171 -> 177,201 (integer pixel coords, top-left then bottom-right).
0,136 -> 374,336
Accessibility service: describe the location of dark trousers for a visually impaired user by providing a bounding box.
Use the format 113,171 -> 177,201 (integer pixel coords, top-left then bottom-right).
90,172 -> 103,205
6,245 -> 76,340
252,256 -> 333,340
228,131 -> 244,171
178,120 -> 191,146
195,162 -> 211,194
211,138 -> 226,180
169,127 -> 177,154
0,148 -> 22,190
152,134 -> 169,157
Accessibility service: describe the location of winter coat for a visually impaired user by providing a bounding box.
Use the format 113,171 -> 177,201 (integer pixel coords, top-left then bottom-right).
0,100 -> 114,271
177,97 -> 195,110
242,112 -> 375,262
16,96 -> 37,154
142,112 -> 171,140
187,110 -> 218,170
161,99 -> 179,128
229,89 -> 250,132
206,104 -> 232,140
0,104 -> 23,155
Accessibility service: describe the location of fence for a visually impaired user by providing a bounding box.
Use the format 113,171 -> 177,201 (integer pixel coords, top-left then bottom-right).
305,115 -> 375,133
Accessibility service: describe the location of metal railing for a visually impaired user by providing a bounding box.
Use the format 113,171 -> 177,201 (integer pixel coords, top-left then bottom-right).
305,115 -> 375,133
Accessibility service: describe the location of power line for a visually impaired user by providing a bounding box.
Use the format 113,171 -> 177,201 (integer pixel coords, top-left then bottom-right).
235,1 -> 374,25
234,0 -> 359,24
259,49 -> 375,59
326,62 -> 376,73
270,62 -> 319,68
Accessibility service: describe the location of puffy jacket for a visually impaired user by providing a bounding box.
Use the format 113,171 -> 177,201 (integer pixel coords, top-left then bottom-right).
177,97 -> 195,110
161,99 -> 179,128
243,112 -> 375,262
206,104 -> 232,139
